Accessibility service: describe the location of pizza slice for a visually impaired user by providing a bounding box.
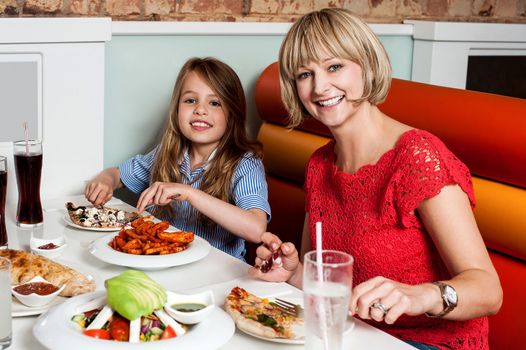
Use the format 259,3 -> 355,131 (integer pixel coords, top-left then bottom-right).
66,202 -> 140,228
224,287 -> 303,339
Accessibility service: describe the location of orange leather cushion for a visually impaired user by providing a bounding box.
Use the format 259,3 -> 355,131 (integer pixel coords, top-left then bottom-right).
473,177 -> 526,261
258,123 -> 330,184
255,62 -> 526,189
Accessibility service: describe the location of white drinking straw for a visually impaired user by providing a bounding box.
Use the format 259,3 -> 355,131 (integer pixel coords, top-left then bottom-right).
23,122 -> 29,155
315,221 -> 329,350
315,221 -> 323,282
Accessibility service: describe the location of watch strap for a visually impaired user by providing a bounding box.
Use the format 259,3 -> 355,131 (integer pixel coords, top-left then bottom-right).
425,282 -> 457,318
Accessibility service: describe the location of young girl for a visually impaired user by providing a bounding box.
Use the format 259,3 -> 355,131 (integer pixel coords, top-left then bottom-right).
85,57 -> 270,260
250,9 -> 501,350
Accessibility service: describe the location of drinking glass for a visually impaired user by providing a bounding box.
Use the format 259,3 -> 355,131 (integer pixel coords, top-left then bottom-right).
13,140 -> 43,227
0,257 -> 12,349
0,156 -> 7,247
303,250 -> 353,350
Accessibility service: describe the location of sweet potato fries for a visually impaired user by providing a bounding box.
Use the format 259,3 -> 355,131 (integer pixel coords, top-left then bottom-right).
109,218 -> 194,255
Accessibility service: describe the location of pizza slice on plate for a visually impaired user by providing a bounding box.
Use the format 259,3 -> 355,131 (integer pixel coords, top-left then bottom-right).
225,287 -> 303,339
66,202 -> 140,228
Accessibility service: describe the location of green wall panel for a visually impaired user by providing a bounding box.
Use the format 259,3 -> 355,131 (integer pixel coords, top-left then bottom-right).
105,34 -> 412,167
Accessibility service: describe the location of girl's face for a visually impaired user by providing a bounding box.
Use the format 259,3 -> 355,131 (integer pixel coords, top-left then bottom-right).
295,56 -> 364,128
178,71 -> 228,153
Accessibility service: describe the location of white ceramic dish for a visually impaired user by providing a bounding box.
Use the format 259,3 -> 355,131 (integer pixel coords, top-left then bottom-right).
12,295 -> 66,317
12,276 -> 65,308
237,297 -> 354,345
88,233 -> 211,270
12,259 -> 99,317
30,236 -> 67,259
164,290 -> 215,325
63,215 -> 122,232
33,291 -> 235,350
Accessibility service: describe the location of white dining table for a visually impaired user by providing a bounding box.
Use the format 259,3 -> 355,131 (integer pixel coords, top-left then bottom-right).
4,195 -> 414,350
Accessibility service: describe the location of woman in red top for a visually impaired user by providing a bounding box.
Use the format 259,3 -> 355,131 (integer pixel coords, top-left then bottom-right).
249,8 -> 502,350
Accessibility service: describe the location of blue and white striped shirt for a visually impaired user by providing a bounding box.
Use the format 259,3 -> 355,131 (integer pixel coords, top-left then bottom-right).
119,147 -> 271,260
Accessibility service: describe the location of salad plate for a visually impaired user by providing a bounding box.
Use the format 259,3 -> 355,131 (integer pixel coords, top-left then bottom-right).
33,290 -> 235,350
89,233 -> 211,270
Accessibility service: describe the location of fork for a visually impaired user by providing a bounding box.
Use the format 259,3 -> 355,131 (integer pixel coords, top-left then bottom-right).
273,298 -> 305,318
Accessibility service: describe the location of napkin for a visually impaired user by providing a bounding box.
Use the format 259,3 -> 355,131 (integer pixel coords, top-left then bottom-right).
180,277 -> 295,306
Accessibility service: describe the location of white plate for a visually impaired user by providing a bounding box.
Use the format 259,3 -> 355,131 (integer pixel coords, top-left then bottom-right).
237,297 -> 354,345
89,233 -> 211,270
63,215 -> 122,232
12,259 -> 99,317
12,295 -> 66,317
33,291 -> 235,350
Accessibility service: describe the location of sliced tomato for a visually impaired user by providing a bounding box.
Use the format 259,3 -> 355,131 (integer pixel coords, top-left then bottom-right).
109,314 -> 130,341
83,329 -> 111,340
161,326 -> 176,339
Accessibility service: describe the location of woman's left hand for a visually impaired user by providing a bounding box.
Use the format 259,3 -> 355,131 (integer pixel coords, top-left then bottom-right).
136,181 -> 190,213
350,276 -> 438,324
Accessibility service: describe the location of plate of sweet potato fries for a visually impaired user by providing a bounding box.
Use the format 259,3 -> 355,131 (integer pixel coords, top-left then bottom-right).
88,217 -> 211,270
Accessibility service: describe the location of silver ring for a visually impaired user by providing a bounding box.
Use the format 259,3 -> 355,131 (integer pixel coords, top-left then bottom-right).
371,302 -> 389,315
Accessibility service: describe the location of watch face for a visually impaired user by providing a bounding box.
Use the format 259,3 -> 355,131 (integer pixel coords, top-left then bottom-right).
444,285 -> 458,305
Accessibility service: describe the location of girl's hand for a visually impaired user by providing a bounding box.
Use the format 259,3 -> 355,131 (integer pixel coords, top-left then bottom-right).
350,276 -> 438,324
248,232 -> 301,283
85,177 -> 114,207
136,182 -> 190,213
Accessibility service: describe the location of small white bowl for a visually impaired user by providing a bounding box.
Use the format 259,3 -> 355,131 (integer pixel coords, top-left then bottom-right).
12,275 -> 65,307
164,290 -> 215,325
30,236 -> 67,259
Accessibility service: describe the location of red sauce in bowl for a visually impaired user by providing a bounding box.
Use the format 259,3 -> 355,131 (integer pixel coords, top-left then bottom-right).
38,243 -> 59,250
13,282 -> 59,295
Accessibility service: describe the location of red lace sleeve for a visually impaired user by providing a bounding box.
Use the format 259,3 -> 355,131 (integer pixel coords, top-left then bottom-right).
394,131 -> 475,228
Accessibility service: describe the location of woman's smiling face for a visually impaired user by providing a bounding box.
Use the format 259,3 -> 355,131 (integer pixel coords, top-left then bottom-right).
295,56 -> 364,128
177,71 -> 228,151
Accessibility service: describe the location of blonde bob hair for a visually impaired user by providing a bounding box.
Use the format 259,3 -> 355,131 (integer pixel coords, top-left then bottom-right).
279,8 -> 392,128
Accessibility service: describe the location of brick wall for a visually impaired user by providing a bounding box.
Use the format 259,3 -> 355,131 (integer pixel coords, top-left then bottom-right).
1,0 -> 525,23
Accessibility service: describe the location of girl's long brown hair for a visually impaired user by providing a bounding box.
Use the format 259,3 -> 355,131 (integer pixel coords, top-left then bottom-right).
150,57 -> 262,222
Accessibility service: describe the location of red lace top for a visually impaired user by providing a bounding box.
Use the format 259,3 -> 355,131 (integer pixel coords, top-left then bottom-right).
305,129 -> 488,350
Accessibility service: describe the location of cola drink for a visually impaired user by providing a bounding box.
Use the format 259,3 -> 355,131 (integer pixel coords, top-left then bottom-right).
0,156 -> 7,247
14,140 -> 43,227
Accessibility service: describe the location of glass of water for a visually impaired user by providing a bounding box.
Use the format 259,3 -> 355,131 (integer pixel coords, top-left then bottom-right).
303,250 -> 353,350
0,257 -> 12,349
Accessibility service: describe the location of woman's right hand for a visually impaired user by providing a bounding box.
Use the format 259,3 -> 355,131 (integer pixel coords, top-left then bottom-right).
85,174 -> 115,207
248,232 -> 301,285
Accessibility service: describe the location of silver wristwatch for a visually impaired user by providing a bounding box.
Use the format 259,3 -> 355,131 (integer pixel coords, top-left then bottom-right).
425,281 -> 458,318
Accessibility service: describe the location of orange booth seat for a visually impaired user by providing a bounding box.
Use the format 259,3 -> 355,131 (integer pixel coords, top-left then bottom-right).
252,62 -> 526,349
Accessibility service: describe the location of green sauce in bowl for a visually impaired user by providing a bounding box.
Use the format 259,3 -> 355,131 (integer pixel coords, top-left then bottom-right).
171,302 -> 206,313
